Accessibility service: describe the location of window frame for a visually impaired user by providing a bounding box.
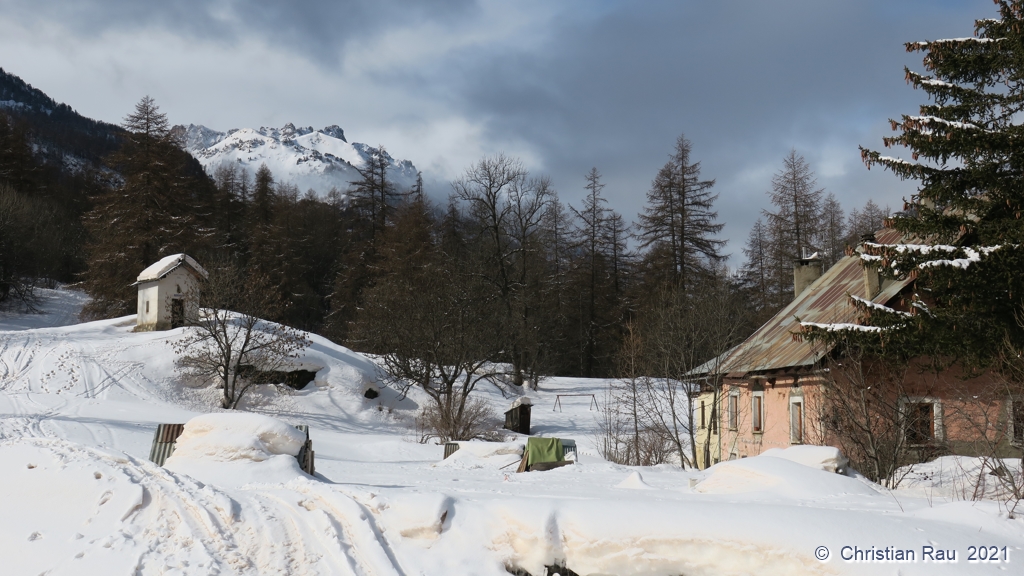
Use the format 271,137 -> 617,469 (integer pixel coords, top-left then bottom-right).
901,397 -> 943,445
727,390 -> 739,431
751,391 -> 764,434
790,396 -> 804,444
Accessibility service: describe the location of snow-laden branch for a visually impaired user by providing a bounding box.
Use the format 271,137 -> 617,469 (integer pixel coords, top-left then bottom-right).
906,115 -> 981,131
849,295 -> 912,317
918,78 -> 956,88
861,242 -> 1006,272
917,246 -> 1002,269
913,37 -> 999,47
800,322 -> 885,333
875,156 -> 917,167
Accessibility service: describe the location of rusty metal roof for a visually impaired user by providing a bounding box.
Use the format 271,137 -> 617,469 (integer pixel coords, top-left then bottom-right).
716,228 -> 912,376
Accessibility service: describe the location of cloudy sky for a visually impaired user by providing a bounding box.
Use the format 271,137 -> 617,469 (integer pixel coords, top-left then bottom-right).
0,0 -> 994,263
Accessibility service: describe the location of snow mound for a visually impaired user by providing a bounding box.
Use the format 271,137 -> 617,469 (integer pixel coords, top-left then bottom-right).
380,493 -> 453,540
760,445 -> 849,473
615,470 -> 654,489
165,413 -> 308,487
696,456 -> 879,498
433,441 -> 524,470
169,412 -> 305,462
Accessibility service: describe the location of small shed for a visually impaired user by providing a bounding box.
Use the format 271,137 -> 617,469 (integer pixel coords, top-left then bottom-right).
504,396 -> 532,435
133,254 -> 208,331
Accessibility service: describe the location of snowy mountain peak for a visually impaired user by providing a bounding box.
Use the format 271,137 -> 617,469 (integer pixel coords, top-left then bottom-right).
172,123 -> 416,195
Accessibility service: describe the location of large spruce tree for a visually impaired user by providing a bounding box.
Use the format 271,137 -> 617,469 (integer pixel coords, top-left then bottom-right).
856,0 -> 1024,369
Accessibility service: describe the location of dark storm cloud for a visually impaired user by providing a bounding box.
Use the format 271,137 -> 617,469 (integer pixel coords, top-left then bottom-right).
3,0 -> 997,258
5,0 -> 477,62
435,0 -> 993,249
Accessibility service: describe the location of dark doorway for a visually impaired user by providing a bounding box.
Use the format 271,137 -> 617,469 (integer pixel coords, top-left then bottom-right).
171,299 -> 184,328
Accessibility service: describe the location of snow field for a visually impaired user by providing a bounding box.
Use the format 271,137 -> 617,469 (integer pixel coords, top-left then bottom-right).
1,289 -> 1023,575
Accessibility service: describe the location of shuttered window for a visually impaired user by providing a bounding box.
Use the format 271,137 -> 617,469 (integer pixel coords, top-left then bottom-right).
752,393 -> 764,433
790,401 -> 803,444
728,393 -> 738,430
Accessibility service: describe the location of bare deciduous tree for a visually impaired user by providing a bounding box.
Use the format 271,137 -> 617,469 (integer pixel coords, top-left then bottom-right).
173,262 -> 310,409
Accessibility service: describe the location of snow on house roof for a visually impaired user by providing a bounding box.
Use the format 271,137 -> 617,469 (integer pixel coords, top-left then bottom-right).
135,254 -> 209,284
710,228 -> 913,377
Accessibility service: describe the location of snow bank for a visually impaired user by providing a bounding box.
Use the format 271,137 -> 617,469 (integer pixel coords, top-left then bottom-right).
696,455 -> 878,498
761,445 -> 849,473
165,412 -> 308,487
380,493 -> 453,540
615,470 -> 654,490
433,441 -> 524,470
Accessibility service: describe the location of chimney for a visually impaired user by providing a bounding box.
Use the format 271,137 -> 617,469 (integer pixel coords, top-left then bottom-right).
793,254 -> 823,299
859,232 -> 881,299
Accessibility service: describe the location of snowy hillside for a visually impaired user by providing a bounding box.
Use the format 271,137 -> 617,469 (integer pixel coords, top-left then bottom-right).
1,294 -> 1023,574
175,123 -> 420,196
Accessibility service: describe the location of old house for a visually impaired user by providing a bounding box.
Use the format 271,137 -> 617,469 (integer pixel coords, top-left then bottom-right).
133,254 -> 208,331
697,228 -> 1022,467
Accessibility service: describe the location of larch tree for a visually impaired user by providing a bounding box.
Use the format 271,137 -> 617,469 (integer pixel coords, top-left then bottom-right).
349,145 -> 397,244
818,192 -> 847,268
845,199 -> 890,246
763,149 -> 824,263
82,96 -> 214,319
635,135 -> 724,291
570,168 -> 624,377
739,218 -> 776,321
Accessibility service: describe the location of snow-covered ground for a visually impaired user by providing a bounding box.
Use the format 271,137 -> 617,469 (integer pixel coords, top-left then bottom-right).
0,286 -> 90,331
1,290 -> 1022,575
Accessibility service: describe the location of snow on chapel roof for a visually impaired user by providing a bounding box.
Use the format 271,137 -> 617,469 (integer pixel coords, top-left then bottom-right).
136,254 -> 209,284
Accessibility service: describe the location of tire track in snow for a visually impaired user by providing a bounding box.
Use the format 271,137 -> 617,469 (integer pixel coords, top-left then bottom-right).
12,438 -> 405,575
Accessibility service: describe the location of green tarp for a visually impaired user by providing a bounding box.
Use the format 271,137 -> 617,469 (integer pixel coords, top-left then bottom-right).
525,437 -> 563,468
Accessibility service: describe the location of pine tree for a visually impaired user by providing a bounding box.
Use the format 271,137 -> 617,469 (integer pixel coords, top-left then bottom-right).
853,0 -> 1024,369
636,134 -> 724,290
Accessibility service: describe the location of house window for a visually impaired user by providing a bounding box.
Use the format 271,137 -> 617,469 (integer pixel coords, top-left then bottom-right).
752,392 -> 764,433
728,391 -> 739,430
790,399 -> 803,444
145,300 -> 150,314
905,401 -> 936,444
1012,399 -> 1024,443
700,400 -> 706,429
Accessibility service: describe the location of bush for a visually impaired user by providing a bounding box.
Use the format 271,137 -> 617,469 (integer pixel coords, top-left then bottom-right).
416,396 -> 501,443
